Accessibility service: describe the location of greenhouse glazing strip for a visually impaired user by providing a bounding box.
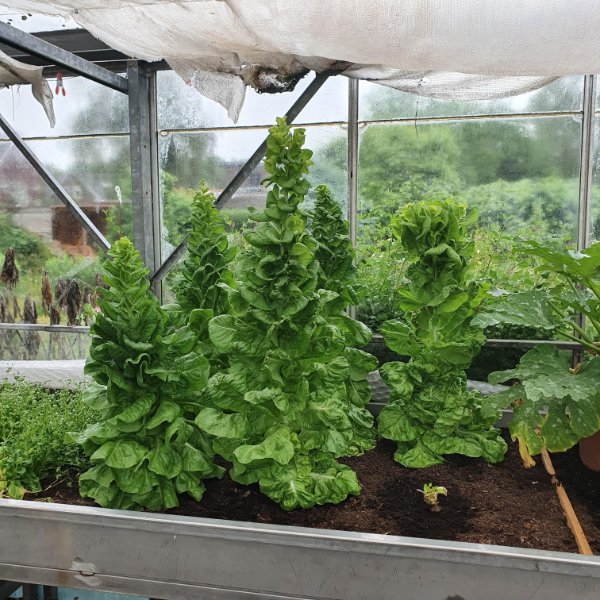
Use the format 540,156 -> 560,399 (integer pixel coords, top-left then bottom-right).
128,61 -> 162,276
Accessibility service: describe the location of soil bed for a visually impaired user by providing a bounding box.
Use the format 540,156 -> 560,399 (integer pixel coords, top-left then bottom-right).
26,433 -> 596,554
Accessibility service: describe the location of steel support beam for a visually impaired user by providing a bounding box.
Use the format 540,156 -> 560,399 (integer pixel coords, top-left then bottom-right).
0,22 -> 127,93
0,112 -> 110,252
150,72 -> 332,285
347,78 -> 359,248
128,61 -> 161,275
573,75 -> 597,364
577,75 -> 597,251
347,78 -> 359,320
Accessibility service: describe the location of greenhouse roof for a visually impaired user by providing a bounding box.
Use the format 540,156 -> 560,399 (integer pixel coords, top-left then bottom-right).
3,1 -> 600,120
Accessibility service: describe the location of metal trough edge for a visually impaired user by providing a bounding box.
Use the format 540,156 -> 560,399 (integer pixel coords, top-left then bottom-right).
1,499 -> 600,600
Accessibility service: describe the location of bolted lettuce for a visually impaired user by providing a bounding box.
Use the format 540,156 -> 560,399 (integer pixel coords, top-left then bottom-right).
171,182 -> 237,370
194,118 -> 372,510
73,238 -> 223,510
377,200 -> 507,468
311,183 -> 377,455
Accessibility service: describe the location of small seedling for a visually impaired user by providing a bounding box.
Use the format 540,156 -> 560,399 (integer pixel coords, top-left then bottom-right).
418,483 -> 447,512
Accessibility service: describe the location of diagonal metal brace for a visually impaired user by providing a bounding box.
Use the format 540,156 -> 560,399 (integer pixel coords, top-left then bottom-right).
0,21 -> 128,93
0,112 -> 111,252
150,72 -> 332,284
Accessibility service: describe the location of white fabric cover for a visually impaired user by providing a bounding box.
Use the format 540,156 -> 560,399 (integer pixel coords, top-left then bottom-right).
0,49 -> 55,126
3,1 -> 598,119
0,359 -> 89,389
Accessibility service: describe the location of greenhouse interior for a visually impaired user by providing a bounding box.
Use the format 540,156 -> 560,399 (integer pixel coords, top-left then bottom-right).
1,2 -> 600,599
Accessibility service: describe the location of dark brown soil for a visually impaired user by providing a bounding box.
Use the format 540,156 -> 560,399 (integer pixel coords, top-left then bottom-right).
27,433 -> 593,554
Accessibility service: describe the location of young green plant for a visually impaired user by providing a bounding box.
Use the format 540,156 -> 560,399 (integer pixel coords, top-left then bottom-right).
0,380 -> 95,499
418,483 -> 448,512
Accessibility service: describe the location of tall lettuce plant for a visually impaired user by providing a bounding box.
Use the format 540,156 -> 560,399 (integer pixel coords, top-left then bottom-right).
172,182 -> 237,369
377,200 -> 507,468
311,184 -> 377,454
195,118 -> 374,509
73,238 -> 222,510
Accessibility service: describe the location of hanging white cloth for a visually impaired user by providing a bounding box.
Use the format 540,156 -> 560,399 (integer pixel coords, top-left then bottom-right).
0,48 -> 55,126
4,0 -> 599,120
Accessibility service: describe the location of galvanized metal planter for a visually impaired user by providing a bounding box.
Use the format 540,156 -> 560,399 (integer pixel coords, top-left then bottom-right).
2,499 -> 600,600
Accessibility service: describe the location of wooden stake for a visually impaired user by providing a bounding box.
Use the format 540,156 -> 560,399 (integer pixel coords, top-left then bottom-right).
540,448 -> 593,555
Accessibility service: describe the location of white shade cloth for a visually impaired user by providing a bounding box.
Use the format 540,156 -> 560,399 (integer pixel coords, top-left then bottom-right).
3,1 -> 598,120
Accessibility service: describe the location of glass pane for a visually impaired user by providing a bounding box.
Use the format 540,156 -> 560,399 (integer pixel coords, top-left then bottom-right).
159,124 -> 347,268
0,77 -> 129,139
359,76 -> 583,121
157,71 -> 347,130
590,121 -> 600,244
0,135 -> 131,355
356,116 -> 582,331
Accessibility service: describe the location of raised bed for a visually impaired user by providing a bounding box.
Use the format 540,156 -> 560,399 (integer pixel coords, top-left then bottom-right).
2,368 -> 599,598
2,498 -> 600,600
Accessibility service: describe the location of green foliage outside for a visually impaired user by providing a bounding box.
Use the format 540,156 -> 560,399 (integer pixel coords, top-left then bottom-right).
0,380 -> 96,499
73,238 -> 223,510
377,200 -> 507,468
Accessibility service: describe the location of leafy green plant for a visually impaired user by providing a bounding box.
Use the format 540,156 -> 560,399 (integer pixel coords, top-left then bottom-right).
311,183 -> 377,454
476,241 -> 600,465
171,182 -> 237,370
73,237 -> 222,510
0,380 -> 95,499
377,200 -> 507,468
418,483 -> 448,512
195,117 -> 374,510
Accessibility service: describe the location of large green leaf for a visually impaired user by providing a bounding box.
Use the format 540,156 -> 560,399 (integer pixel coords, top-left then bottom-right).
91,439 -> 148,469
234,427 -> 295,465
197,408 -> 249,439
208,315 -> 238,351
147,443 -> 183,478
472,290 -> 555,330
490,345 -> 600,457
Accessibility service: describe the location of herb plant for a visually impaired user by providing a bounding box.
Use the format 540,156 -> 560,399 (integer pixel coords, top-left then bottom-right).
476,241 -> 600,465
311,183 -> 377,454
0,380 -> 95,499
377,200 -> 507,468
73,237 -> 222,510
196,118 -> 374,510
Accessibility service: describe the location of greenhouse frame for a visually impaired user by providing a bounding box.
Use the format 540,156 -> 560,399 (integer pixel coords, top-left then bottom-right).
1,3 -> 600,600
